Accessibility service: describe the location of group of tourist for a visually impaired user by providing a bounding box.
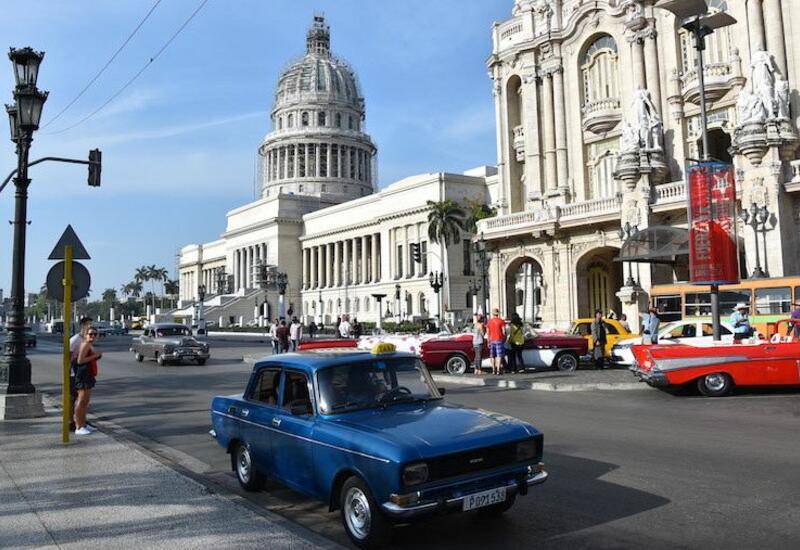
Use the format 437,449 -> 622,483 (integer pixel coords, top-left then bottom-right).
267,315 -> 365,354
471,308 -> 527,375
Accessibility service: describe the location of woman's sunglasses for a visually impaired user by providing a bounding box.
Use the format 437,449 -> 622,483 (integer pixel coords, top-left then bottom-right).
87,332 -> 98,337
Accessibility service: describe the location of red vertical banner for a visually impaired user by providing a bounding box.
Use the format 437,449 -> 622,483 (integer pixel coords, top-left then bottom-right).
687,163 -> 740,285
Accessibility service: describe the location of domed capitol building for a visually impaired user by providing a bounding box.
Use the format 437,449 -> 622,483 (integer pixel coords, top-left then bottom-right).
179,2 -> 800,329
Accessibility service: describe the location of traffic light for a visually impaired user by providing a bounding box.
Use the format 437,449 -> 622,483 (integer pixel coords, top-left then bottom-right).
88,149 -> 102,187
411,243 -> 422,264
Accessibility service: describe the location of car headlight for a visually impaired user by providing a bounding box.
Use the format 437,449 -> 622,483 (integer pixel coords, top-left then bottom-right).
516,439 -> 538,462
402,463 -> 429,486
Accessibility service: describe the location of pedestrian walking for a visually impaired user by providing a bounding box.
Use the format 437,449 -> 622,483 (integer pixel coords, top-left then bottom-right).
69,317 -> 93,432
730,303 -> 752,343
339,315 -> 352,338
352,317 -> 363,339
486,308 -> 507,375
472,314 -> 486,375
590,310 -> 607,370
308,320 -> 317,339
74,326 -> 102,435
276,320 -> 290,353
619,313 -> 631,332
641,307 -> 661,344
269,318 -> 280,355
507,313 -> 526,373
289,317 -> 303,351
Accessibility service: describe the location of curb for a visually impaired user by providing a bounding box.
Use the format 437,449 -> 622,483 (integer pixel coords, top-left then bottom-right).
431,373 -> 646,392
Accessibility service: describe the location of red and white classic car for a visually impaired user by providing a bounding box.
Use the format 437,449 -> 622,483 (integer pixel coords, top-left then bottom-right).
631,319 -> 800,396
420,331 -> 589,375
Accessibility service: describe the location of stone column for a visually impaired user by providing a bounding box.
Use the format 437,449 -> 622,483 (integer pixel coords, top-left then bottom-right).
310,247 -> 317,289
361,235 -> 368,283
492,78 -> 508,212
351,239 -> 358,284
327,243 -> 334,288
630,34 -> 646,91
552,67 -> 569,192
343,240 -> 350,284
748,0 -> 766,53
302,248 -> 309,289
316,144 -> 322,180
326,143 -> 333,179
763,0 -> 787,76
371,233 -> 379,282
317,244 -> 325,288
542,73 -> 557,192
643,26 -> 662,110
332,241 -> 340,286
293,144 -> 299,180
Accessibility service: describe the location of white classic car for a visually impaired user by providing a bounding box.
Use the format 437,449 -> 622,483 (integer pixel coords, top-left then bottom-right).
610,320 -> 752,366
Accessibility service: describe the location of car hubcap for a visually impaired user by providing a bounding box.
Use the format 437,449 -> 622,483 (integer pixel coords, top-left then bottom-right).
705,373 -> 726,392
560,356 -> 577,371
344,487 -> 371,540
237,447 -> 251,482
448,357 -> 467,375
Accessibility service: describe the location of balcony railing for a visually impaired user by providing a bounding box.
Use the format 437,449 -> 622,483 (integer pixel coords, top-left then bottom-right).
581,97 -> 622,133
560,195 -> 622,220
654,181 -> 686,203
680,62 -> 733,104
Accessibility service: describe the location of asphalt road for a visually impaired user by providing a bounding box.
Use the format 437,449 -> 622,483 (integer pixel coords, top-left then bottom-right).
27,334 -> 800,549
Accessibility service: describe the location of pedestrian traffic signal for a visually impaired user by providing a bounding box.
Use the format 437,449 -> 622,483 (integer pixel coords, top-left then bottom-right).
88,149 -> 102,187
411,243 -> 422,264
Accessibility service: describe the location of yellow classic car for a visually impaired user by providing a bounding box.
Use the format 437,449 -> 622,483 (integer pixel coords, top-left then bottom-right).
570,318 -> 637,357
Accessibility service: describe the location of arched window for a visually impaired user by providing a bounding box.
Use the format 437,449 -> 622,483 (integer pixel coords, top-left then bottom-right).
287,114 -> 294,128
278,117 -> 283,130
318,111 -> 327,127
364,297 -> 370,312
335,113 -> 342,127
580,35 -> 619,108
354,297 -> 360,313
348,115 -> 354,130
301,112 -> 309,126
587,138 -> 619,199
419,293 -> 427,314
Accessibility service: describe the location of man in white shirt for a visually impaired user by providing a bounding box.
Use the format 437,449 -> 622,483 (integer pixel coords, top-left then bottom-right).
289,317 -> 303,351
269,319 -> 279,355
338,316 -> 352,338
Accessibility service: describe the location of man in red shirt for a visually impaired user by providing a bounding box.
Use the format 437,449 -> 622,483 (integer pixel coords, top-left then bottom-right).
486,308 -> 507,375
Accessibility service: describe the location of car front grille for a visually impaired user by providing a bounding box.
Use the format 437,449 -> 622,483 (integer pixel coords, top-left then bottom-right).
426,435 -> 542,483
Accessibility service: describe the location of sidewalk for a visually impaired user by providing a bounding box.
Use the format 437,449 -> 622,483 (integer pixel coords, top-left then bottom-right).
0,404 -> 334,549
431,368 -> 646,392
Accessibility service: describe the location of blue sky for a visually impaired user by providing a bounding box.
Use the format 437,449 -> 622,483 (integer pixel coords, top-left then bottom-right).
0,0 -> 510,298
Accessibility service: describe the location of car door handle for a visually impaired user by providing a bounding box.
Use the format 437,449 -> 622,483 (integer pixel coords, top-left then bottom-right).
271,417 -> 281,427
227,406 -> 237,415
241,409 -> 250,418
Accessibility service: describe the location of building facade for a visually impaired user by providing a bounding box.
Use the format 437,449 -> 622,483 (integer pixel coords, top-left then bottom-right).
480,0 -> 800,329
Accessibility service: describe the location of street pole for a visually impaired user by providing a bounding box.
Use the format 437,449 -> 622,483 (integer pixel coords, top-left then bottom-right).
60,245 -> 73,443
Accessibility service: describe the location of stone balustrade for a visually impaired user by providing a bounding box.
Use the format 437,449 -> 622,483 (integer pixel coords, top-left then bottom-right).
654,180 -> 687,203
790,159 -> 800,182
560,195 -> 622,219
495,16 -> 533,51
680,62 -> 733,104
581,97 -> 622,133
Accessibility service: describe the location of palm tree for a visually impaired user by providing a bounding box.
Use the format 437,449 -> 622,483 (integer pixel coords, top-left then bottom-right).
128,280 -> 143,299
463,198 -> 497,234
164,279 -> 179,309
101,288 -> 117,304
426,199 -> 466,318
152,266 -> 169,308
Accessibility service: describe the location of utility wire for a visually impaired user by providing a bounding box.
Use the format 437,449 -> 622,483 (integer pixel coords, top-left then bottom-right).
46,0 -> 209,135
42,0 -> 163,129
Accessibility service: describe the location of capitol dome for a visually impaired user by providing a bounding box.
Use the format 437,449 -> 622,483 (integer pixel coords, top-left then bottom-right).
259,15 -> 377,202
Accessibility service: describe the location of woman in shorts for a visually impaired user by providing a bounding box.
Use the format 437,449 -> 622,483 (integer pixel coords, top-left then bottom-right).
74,327 -> 102,435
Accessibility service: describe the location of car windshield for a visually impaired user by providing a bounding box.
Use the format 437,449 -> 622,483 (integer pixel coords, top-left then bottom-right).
316,357 -> 440,414
156,327 -> 190,337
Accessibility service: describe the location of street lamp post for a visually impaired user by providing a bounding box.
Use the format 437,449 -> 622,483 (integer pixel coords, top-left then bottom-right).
739,203 -> 770,278
276,272 -> 288,319
473,233 -> 490,315
195,284 -> 206,335
429,271 -> 444,328
467,279 -> 481,316
394,284 -> 401,325
0,48 -> 48,409
656,1 -> 736,341
371,293 -> 387,331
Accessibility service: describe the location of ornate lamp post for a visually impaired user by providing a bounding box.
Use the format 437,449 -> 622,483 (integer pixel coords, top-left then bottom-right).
1,48 -> 48,413
394,284 -> 401,324
429,271 -> 444,328
473,233 -> 490,315
739,203 -> 770,279
371,293 -> 386,331
195,284 -> 207,335
275,271 -> 288,319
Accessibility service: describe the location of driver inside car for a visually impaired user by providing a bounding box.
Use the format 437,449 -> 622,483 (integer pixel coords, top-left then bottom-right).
346,368 -> 385,405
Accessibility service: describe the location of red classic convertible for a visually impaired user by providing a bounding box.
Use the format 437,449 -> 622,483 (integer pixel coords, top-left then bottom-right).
631,319 -> 800,396
420,331 -> 589,375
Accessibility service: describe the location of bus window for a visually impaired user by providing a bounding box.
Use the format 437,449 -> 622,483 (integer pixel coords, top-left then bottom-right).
654,295 -> 682,322
720,290 -> 751,313
685,293 -> 711,317
795,287 -> 800,307
755,287 -> 791,314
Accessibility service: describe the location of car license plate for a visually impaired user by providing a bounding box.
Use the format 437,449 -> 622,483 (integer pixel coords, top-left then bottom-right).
462,487 -> 506,511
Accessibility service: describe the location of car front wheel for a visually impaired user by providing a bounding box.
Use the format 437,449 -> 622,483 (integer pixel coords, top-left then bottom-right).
233,442 -> 261,491
553,352 -> 578,372
445,354 -> 469,376
697,372 -> 732,397
196,358 -> 207,366
134,352 -> 144,362
156,354 -> 166,366
340,476 -> 391,549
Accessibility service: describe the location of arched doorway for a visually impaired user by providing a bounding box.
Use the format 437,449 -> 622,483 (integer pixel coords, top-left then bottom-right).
576,247 -> 623,318
504,257 -> 544,324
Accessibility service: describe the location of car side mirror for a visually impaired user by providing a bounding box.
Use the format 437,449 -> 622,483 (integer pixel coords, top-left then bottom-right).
290,403 -> 311,416
437,387 -> 446,396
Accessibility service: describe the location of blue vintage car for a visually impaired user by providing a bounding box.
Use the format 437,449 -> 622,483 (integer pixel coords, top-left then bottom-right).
210,347 -> 547,548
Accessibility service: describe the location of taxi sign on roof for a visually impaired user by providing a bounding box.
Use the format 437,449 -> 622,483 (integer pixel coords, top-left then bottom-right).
371,342 -> 396,354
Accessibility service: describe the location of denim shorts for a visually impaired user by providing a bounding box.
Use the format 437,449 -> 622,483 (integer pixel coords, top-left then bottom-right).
73,363 -> 96,390
489,341 -> 505,358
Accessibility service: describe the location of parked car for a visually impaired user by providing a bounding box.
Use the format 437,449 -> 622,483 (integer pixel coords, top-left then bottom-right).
24,327 -> 36,348
421,331 -> 588,375
210,345 -> 547,548
611,320 -> 751,365
130,322 -> 210,366
570,318 -> 636,357
630,319 -> 800,397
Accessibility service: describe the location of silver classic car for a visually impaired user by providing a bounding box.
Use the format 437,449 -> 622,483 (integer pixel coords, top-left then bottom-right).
130,322 -> 210,366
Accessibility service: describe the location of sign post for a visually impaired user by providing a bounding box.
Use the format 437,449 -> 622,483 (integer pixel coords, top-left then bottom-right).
687,162 -> 740,340
61,246 -> 73,444
46,225 -> 91,443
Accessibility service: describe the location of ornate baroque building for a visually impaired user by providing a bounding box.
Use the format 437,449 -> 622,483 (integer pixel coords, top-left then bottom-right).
479,0 -> 800,328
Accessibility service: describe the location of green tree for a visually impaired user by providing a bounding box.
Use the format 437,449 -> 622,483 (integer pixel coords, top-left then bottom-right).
101,288 -> 117,304
463,198 -> 497,234
164,279 -> 179,309
426,199 -> 466,316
